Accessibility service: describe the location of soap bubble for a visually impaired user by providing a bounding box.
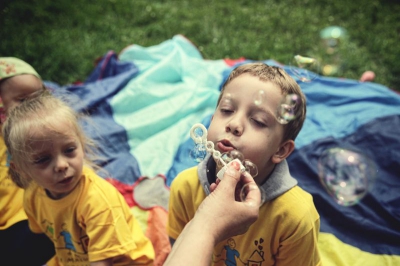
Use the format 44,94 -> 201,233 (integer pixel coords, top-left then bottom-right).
289,55 -> 320,82
277,94 -> 301,124
319,26 -> 348,76
240,183 -> 266,206
189,144 -> 207,163
189,123 -> 209,162
253,90 -> 266,106
218,150 -> 259,178
221,150 -> 245,164
318,148 -> 377,206
320,26 -> 348,54
243,160 -> 258,178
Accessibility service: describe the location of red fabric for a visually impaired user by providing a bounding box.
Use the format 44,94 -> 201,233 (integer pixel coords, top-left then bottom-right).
224,57 -> 246,66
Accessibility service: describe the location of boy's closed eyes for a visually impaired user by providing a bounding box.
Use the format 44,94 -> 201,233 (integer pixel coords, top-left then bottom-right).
217,94 -> 277,128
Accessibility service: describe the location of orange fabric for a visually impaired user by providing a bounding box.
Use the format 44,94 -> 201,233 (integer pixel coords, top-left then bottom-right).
106,177 -> 171,265
223,57 -> 246,67
146,207 -> 171,266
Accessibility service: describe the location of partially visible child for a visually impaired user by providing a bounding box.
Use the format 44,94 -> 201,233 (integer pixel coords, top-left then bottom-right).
0,57 -> 55,265
168,62 -> 321,266
2,92 -> 155,265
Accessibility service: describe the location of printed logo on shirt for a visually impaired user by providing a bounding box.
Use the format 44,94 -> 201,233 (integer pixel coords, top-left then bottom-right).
213,237 -> 265,266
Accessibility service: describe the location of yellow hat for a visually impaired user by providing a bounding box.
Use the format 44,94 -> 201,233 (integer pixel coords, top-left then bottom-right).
0,57 -> 41,80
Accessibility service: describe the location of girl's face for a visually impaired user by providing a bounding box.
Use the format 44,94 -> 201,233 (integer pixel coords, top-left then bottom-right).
208,74 -> 289,184
0,74 -> 43,113
19,122 -> 84,199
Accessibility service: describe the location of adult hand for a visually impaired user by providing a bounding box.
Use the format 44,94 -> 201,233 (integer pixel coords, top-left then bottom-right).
164,163 -> 261,266
195,161 -> 261,243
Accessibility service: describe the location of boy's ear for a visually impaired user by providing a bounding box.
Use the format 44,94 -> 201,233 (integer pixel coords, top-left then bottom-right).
272,139 -> 295,164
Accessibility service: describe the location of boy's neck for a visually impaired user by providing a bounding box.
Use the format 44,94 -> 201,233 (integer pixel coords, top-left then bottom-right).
254,165 -> 275,186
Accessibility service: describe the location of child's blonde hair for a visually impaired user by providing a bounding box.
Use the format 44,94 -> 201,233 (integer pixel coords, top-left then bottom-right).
219,62 -> 306,142
2,91 -> 100,188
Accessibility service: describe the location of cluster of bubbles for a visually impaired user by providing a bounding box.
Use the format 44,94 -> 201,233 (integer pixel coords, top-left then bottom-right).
189,123 -> 265,204
318,148 -> 377,206
289,26 -> 348,80
276,94 -> 301,125
252,89 -> 302,125
286,26 -> 349,81
218,90 -> 301,126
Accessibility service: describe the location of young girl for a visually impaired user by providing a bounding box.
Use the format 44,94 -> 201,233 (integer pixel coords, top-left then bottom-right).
0,57 -> 55,265
2,92 -> 155,265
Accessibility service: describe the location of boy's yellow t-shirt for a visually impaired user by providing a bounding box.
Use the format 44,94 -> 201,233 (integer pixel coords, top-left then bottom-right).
168,165 -> 321,266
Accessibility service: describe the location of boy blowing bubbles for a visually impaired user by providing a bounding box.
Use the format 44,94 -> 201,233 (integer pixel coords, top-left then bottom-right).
168,62 -> 321,266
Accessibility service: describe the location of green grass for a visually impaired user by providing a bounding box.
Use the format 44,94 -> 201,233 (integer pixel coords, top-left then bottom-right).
1,0 -> 400,90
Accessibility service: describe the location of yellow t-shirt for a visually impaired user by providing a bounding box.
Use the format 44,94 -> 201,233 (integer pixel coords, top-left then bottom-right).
0,135 -> 27,230
168,166 -> 321,266
24,167 -> 155,266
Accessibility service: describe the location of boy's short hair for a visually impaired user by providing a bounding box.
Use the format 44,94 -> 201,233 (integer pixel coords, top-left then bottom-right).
219,62 -> 306,142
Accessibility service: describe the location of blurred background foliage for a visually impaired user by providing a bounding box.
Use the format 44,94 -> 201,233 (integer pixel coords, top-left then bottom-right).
1,0 -> 399,90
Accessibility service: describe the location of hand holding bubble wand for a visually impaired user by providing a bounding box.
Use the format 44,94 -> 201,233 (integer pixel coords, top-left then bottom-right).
190,123 -> 265,203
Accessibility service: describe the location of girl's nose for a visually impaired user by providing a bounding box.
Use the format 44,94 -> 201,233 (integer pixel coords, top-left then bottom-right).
55,156 -> 68,172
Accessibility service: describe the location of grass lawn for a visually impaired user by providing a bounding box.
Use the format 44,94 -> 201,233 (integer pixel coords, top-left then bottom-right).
1,0 -> 399,91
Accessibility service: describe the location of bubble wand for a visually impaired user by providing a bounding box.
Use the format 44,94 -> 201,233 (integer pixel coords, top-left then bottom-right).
190,123 -> 247,180
189,123 -> 265,204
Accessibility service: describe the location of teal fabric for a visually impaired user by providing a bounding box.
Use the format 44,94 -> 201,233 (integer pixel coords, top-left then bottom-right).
111,35 -> 230,177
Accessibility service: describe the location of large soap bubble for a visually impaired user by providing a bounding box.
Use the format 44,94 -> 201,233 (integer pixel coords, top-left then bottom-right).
276,93 -> 302,125
318,148 -> 377,206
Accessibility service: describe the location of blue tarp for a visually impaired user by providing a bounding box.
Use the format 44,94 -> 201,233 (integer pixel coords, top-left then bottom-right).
48,35 -> 400,265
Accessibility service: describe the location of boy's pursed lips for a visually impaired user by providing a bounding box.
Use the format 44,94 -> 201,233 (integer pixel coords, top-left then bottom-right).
217,139 -> 236,153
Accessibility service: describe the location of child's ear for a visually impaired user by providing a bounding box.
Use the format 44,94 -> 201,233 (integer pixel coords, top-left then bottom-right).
272,139 -> 295,164
9,161 -> 28,188
10,161 -> 17,171
10,161 -> 25,178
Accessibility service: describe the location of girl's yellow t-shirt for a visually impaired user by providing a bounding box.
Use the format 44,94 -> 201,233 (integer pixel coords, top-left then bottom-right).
0,135 -> 27,230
